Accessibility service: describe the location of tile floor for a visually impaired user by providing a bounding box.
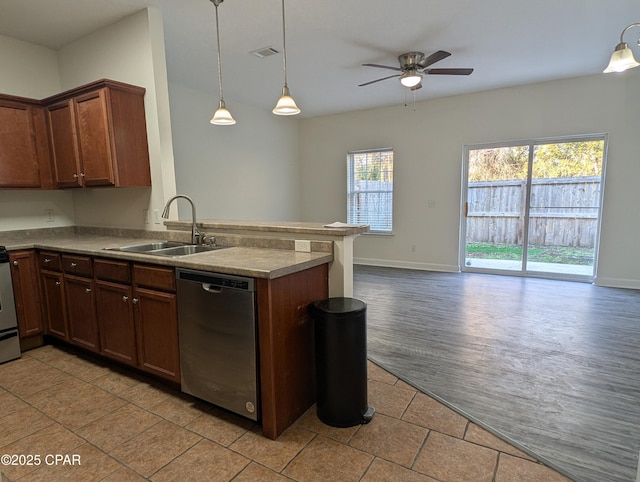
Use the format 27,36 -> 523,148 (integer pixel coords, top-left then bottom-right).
0,345 -> 573,481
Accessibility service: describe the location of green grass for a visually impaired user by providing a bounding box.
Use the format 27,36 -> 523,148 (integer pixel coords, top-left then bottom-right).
466,243 -> 594,265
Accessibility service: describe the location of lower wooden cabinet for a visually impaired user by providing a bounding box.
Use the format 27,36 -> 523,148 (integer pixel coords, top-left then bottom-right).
8,250 -> 44,337
64,274 -> 99,352
41,269 -> 68,339
95,280 -> 137,365
133,286 -> 180,382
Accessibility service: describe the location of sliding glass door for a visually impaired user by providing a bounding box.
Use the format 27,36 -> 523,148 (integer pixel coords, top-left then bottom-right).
461,135 -> 606,281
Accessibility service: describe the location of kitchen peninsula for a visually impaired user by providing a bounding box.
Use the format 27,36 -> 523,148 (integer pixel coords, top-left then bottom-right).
2,223 -> 347,439
164,219 -> 369,297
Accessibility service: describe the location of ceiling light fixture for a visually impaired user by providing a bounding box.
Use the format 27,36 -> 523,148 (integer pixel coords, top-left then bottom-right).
209,0 -> 236,125
604,23 -> 640,73
399,70 -> 423,88
273,0 -> 300,116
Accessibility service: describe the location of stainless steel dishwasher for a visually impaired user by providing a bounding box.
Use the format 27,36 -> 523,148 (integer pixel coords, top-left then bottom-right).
176,268 -> 258,421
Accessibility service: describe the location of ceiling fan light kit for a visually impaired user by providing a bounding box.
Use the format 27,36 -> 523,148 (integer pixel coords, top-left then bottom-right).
359,50 -> 474,93
209,0 -> 236,125
604,23 -> 640,73
399,70 -> 422,87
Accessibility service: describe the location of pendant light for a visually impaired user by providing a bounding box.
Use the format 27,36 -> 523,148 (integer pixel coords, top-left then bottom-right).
604,23 -> 640,73
273,0 -> 301,116
210,0 -> 236,125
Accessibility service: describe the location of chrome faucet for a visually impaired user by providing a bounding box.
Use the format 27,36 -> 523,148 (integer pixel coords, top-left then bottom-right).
161,195 -> 202,245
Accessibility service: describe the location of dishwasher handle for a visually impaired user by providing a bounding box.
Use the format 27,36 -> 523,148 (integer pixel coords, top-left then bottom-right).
202,283 -> 223,294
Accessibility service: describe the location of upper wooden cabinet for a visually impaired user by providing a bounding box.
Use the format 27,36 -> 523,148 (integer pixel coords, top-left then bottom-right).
44,79 -> 151,188
0,95 -> 53,189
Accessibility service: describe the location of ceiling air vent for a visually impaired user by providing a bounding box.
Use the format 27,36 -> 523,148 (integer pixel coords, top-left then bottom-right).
250,46 -> 279,58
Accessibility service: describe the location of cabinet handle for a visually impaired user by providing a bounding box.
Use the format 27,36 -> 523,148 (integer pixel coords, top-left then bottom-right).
80,173 -> 85,178
85,288 -> 92,293
73,173 -> 78,179
132,298 -> 139,304
70,262 -> 77,267
13,260 -> 18,266
55,281 -> 61,286
44,258 -> 51,263
122,296 -> 129,302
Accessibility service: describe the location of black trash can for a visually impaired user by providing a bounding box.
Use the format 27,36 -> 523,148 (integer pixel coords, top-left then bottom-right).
310,297 -> 375,427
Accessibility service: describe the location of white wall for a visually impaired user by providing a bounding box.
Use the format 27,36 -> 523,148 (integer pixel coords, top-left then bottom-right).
168,82 -> 301,221
0,34 -> 75,231
299,71 -> 640,289
58,8 -> 176,230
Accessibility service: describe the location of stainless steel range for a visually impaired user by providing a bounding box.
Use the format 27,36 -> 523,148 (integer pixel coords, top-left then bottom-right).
0,247 -> 20,364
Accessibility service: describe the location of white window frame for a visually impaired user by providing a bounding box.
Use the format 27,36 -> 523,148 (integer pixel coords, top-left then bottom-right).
347,148 -> 394,234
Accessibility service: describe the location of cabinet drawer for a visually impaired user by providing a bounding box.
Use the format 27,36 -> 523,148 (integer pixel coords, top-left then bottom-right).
38,252 -> 62,271
62,255 -> 92,277
94,258 -> 131,283
133,264 -> 175,292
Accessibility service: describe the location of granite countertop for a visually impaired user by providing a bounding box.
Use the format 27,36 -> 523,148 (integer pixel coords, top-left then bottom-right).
164,219 -> 370,237
4,234 -> 333,279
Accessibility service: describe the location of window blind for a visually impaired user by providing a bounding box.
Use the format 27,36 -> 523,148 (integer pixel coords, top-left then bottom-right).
347,148 -> 393,233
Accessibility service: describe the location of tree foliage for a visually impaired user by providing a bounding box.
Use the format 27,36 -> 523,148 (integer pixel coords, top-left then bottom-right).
468,141 -> 604,182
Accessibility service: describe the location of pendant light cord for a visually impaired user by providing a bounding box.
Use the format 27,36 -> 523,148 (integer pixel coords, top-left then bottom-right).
214,2 -> 224,101
280,0 -> 288,88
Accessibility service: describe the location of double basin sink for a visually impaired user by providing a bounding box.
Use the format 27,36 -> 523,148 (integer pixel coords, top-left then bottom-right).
105,241 -> 228,257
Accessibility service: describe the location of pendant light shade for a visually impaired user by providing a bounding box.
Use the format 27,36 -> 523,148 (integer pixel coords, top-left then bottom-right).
273,85 -> 300,115
273,0 -> 301,116
210,99 -> 236,125
210,0 -> 236,125
604,23 -> 640,73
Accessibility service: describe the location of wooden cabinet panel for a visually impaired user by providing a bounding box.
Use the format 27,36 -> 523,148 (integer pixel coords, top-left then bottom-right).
38,252 -> 62,271
134,287 -> 180,382
257,263 -> 329,439
44,80 -> 150,189
62,255 -> 92,277
41,270 -> 68,339
0,99 -> 40,187
47,100 -> 82,188
95,280 -> 136,365
9,250 -> 43,337
64,274 -> 98,352
94,258 -> 130,284
133,264 -> 175,292
74,90 -> 114,186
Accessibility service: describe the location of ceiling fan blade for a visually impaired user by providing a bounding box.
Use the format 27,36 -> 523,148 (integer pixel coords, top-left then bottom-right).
358,74 -> 401,87
418,50 -> 451,69
426,68 -> 474,75
362,63 -> 402,72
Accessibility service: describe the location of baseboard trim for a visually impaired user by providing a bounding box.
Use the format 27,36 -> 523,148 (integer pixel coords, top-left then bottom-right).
354,257 -> 460,273
594,277 -> 640,290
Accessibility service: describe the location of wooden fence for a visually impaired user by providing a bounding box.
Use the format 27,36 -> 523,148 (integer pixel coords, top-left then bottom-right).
466,177 -> 601,248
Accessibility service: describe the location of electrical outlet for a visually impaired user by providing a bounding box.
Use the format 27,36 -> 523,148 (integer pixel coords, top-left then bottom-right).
44,209 -> 55,222
153,209 -> 161,225
143,209 -> 149,224
295,240 -> 311,253
428,200 -> 436,208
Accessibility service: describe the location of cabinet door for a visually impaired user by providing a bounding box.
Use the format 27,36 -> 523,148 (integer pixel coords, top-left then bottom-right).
95,280 -> 137,365
134,287 -> 180,382
74,90 -> 114,186
41,270 -> 68,339
9,251 -> 43,337
65,275 -> 99,352
0,100 -> 41,188
48,100 -> 82,188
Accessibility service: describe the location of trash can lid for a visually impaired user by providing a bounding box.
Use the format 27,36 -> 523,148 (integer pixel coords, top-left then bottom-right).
312,297 -> 366,315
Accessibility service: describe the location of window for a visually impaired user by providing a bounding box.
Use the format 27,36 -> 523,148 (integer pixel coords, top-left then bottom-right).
347,148 -> 394,233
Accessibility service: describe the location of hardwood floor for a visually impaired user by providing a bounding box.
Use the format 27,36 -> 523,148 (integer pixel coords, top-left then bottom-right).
354,265 -> 640,482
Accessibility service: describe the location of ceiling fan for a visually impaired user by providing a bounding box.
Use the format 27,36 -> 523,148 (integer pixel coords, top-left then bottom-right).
359,50 -> 473,90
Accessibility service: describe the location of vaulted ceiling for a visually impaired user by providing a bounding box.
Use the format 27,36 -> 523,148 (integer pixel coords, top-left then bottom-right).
1,0 -> 638,117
